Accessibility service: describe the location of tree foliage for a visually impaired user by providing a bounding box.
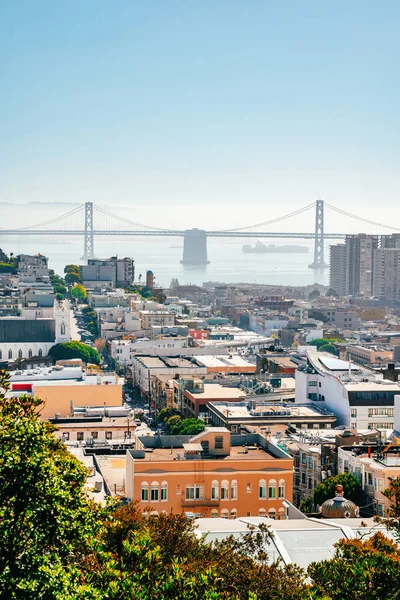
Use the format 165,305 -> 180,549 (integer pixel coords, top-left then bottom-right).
48,341 -> 100,365
2,369 -> 400,599
0,371 -> 102,599
312,473 -> 363,508
64,264 -> 82,285
308,532 -> 400,600
318,343 -> 339,356
308,337 -> 342,349
71,284 -> 87,302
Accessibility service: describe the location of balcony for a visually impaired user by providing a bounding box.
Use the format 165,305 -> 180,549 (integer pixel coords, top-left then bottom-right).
181,498 -> 220,508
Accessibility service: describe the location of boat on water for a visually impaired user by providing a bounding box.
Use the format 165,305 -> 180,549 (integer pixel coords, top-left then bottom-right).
242,242 -> 309,254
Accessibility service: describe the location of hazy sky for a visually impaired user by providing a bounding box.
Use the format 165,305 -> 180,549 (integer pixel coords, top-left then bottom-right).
1,1 -> 400,231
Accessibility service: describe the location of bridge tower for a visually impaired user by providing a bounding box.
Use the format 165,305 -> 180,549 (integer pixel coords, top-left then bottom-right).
181,229 -> 209,265
82,201 -> 95,260
309,199 -> 328,269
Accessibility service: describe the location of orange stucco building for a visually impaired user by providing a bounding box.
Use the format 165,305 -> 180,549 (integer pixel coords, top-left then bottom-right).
126,428 -> 293,519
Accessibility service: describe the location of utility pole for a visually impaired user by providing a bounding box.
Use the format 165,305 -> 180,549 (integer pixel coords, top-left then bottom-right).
309,199 -> 328,269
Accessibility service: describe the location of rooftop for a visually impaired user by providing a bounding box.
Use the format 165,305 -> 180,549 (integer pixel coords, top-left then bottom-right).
185,384 -> 246,399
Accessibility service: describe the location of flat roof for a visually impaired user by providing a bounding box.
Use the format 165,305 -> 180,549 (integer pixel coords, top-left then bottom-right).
130,445 -> 275,462
186,384 -> 246,400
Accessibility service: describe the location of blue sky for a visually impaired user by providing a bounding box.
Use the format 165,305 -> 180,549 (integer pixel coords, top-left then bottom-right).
1,1 -> 400,231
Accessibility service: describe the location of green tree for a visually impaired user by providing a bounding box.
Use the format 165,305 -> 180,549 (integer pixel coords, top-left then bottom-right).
178,418 -> 205,435
48,341 -> 100,365
0,371 -> 102,598
158,407 -> 181,423
166,414 -> 182,434
312,473 -> 363,509
71,284 -> 87,302
318,343 -> 339,356
308,532 -> 400,600
308,337 -> 342,349
308,289 -> 321,300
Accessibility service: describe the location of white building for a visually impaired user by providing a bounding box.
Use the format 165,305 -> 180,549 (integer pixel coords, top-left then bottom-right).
111,337 -> 189,365
295,348 -> 399,430
0,298 -> 70,362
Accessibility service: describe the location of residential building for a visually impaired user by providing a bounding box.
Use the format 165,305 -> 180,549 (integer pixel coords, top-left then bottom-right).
345,234 -> 378,297
316,308 -> 360,330
177,380 -> 247,418
337,445 -> 400,517
373,247 -> 400,303
17,254 -> 49,281
125,428 -> 293,519
81,256 -> 134,288
7,366 -> 123,420
131,355 -> 207,399
207,401 -> 337,434
295,348 -> 400,429
139,310 -> 175,331
329,244 -> 346,296
346,344 -> 393,366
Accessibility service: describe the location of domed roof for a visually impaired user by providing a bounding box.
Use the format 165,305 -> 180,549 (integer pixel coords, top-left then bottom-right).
320,485 -> 359,519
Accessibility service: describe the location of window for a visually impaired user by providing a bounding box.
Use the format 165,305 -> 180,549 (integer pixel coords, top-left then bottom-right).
105,431 -> 112,440
278,480 -> 285,499
60,322 -> 66,335
176,484 -> 181,495
308,478 -> 312,489
247,483 -> 252,493
351,408 -> 357,418
221,480 -> 229,500
77,432 -> 84,441
309,381 -> 317,386
151,482 -> 159,502
367,473 -> 373,486
230,509 -> 237,519
268,479 -> 277,499
38,349 -> 43,358
186,485 -> 203,500
28,349 -> 32,358
161,482 -> 168,501
141,482 -> 149,502
211,510 -> 218,518
301,473 -> 306,484
278,508 -> 285,520
246,511 -> 251,517
0,350 -> 2,359
211,480 -> 219,500
62,432 -> 70,441
258,508 -> 267,517
91,432 -> 98,439
351,423 -> 357,429
268,509 -> 276,520
215,436 -> 224,450
259,479 -> 267,499
220,509 -> 229,519
18,349 -> 22,359
231,480 -> 238,500
8,350 -> 12,359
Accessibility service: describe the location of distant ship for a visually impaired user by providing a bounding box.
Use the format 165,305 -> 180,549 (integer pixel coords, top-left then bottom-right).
242,242 -> 309,254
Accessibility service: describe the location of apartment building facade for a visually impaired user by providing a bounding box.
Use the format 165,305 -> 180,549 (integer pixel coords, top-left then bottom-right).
126,428 -> 293,519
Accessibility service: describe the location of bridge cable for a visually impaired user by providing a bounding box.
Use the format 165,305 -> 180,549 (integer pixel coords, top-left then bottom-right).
16,204 -> 85,231
211,202 -> 316,233
94,205 -> 170,231
325,203 -> 400,233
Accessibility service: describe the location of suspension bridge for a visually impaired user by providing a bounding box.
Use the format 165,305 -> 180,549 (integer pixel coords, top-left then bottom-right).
1,200 -> 397,268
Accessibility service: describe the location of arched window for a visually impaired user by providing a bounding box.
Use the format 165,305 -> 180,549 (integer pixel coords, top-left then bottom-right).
258,508 -> 267,517
151,481 -> 159,502
268,509 -> 276,520
211,480 -> 219,500
141,482 -> 149,502
211,509 -> 218,518
220,480 -> 229,500
220,509 -> 229,519
230,509 -> 237,519
231,480 -> 238,500
278,479 -> 285,499
150,510 -> 158,516
28,349 -> 32,358
38,349 -> 43,358
278,508 -> 285,520
8,349 -> 12,360
60,322 -> 66,335
161,481 -> 168,502
259,479 -> 267,499
268,479 -> 277,500
18,349 -> 22,359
